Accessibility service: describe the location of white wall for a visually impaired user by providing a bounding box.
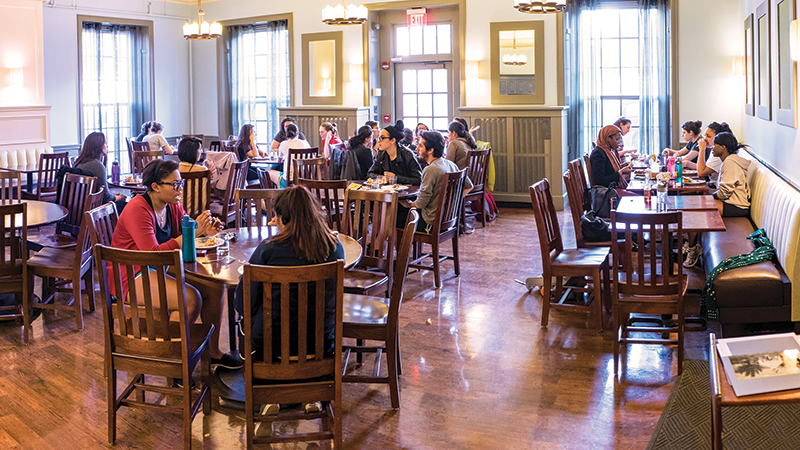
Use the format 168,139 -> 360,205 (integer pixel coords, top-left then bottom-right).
676,0 -> 743,138
43,0 -> 194,147
0,0 -> 45,107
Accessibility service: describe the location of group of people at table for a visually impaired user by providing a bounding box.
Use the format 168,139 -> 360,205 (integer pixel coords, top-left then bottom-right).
589,117 -> 751,268
68,114 -> 476,424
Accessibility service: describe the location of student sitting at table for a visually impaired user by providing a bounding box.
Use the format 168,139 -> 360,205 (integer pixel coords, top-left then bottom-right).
270,117 -> 307,153
142,121 -> 174,154
111,159 -> 242,369
683,131 -> 751,268
233,185 -> 344,421
343,125 -> 374,180
74,131 -> 129,213
235,124 -> 268,181
662,120 -> 704,169
135,121 -> 152,142
367,119 -> 422,186
696,121 -> 732,182
398,130 -> 472,233
613,117 -> 637,161
590,125 -> 632,189
446,120 -> 477,170
319,121 -> 342,159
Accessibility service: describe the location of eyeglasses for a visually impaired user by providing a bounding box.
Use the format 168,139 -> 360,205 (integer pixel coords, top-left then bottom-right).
379,136 -> 391,141
157,179 -> 184,190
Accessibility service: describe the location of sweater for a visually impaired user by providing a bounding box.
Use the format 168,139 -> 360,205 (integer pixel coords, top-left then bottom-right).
715,154 -> 750,209
75,158 -> 113,204
446,138 -> 471,170
416,158 -> 473,226
368,146 -> 422,186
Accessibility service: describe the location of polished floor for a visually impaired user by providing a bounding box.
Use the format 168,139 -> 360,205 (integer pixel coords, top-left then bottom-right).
0,207 -> 717,449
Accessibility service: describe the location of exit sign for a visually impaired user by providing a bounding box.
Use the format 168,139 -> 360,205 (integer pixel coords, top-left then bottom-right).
407,8 -> 427,27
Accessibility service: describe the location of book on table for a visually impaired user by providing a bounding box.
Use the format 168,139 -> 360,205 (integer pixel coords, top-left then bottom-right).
716,332 -> 800,396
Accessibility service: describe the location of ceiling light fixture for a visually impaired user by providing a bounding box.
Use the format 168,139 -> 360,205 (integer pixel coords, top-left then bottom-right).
183,0 -> 221,40
322,1 -> 368,25
514,0 -> 566,14
502,32 -> 528,66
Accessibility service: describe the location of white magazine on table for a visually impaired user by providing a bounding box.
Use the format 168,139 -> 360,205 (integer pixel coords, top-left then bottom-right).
716,332 -> 800,396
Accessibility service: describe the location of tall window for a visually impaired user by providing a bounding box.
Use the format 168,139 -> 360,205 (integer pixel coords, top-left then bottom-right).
229,21 -> 290,146
81,21 -> 151,172
565,1 -> 671,159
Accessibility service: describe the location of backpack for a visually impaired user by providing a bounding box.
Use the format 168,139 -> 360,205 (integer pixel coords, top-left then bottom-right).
484,190 -> 499,222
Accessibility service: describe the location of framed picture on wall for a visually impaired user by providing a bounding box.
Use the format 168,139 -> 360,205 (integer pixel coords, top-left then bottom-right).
756,1 -> 772,121
775,0 -> 796,127
745,14 -> 755,116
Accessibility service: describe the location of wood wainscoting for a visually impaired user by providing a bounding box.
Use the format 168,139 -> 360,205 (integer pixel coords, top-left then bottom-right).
278,106 -> 371,150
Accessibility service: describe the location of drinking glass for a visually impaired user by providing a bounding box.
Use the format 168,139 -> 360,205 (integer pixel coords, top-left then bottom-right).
217,238 -> 230,259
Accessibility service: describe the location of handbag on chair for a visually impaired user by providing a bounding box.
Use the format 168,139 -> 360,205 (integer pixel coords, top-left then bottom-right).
590,182 -> 620,218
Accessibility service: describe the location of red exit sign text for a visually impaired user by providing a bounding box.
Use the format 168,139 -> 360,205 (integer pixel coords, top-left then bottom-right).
407,8 -> 427,27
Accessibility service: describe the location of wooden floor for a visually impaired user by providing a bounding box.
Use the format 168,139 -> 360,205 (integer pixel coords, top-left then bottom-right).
0,207 -> 718,449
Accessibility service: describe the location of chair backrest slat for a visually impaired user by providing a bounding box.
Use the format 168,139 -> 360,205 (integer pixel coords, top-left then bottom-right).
435,170 -> 466,234
292,157 -> 327,185
300,179 -> 346,232
343,188 -> 398,275
0,203 -> 26,277
530,179 -> 563,264
235,188 -> 282,231
57,173 -> 97,237
181,170 -> 211,219
466,149 -> 491,193
0,170 -> 22,203
131,149 -> 164,174
35,152 -> 70,200
286,147 -> 319,186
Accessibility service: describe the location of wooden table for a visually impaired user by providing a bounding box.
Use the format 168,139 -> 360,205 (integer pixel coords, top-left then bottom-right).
709,334 -> 800,449
108,175 -> 146,193
183,227 -> 363,286
616,196 -> 725,233
3,200 -> 68,228
617,195 -> 718,211
626,177 -> 711,195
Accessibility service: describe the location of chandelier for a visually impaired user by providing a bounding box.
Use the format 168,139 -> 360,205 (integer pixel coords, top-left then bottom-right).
514,0 -> 567,14
183,0 -> 221,40
322,1 -> 368,25
502,32 -> 527,66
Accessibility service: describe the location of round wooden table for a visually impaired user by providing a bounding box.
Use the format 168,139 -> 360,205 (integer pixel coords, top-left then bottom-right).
4,200 -> 68,228
183,227 -> 362,286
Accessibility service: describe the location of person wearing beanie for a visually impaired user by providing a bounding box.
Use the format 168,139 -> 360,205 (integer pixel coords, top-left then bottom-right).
367,119 -> 422,186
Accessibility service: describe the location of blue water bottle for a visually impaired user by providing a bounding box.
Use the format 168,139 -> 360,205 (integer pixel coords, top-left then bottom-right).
111,161 -> 120,184
181,215 -> 197,263
675,157 -> 683,187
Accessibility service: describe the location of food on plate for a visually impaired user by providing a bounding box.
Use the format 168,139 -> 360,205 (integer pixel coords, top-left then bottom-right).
634,169 -> 645,177
205,236 -> 217,246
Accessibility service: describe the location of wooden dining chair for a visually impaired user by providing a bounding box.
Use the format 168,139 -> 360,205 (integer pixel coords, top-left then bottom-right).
208,140 -> 221,152
464,148 -> 491,227
131,149 -> 164,174
131,140 -> 149,152
0,169 -> 22,203
235,188 -> 281,230
286,147 -> 319,186
611,210 -> 686,376
530,179 -> 611,332
342,208 -> 419,409
583,153 -> 595,187
406,170 -> 465,288
292,157 -> 328,185
22,152 -> 70,203
95,245 -> 212,450
27,173 -> 98,251
181,170 -> 211,219
563,169 -> 611,249
24,190 -> 103,343
300,179 -> 347,232
220,141 -> 237,153
569,158 -> 590,192
256,167 -> 277,189
210,159 -> 249,228
85,201 -> 119,249
242,260 -> 344,449
342,188 -> 398,297
0,203 -> 27,330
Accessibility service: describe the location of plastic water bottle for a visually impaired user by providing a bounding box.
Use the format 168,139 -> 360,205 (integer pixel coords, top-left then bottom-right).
675,158 -> 683,187
111,161 -> 120,184
657,181 -> 668,212
181,215 -> 197,263
667,155 -> 676,178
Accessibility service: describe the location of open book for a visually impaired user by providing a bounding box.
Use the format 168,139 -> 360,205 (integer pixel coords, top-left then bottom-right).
717,332 -> 800,396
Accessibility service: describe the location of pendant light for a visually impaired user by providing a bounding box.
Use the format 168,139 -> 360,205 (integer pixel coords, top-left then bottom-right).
514,0 -> 567,14
322,0 -> 368,25
183,0 -> 221,40
502,32 -> 528,66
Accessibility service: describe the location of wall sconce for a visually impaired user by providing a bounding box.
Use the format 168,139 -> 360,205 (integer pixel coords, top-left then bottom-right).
348,63 -> 362,82
5,68 -> 23,87
466,60 -> 480,79
731,56 -> 744,77
371,88 -> 382,97
792,20 -> 800,61
322,77 -> 332,91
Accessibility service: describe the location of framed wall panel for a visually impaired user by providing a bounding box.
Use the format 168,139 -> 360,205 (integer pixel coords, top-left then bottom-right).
745,14 -> 755,116
775,0 -> 796,127
756,1 -> 772,121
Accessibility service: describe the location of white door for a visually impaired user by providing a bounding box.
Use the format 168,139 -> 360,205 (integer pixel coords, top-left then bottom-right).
395,62 -> 453,132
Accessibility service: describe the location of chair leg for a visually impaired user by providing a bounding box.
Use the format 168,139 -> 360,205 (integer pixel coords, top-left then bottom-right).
541,273 -> 551,328
23,267 -> 32,345
613,309 -> 621,374
452,234 -> 460,277
202,346 -> 211,415
227,286 -> 237,354
73,273 -> 85,332
85,267 -> 96,313
108,366 -> 117,444
677,313 -> 684,376
480,192 -> 487,227
396,328 -> 402,376
184,379 -> 192,450
386,336 -> 400,409
592,268 -> 603,333
431,240 -> 441,288
603,260 -> 611,315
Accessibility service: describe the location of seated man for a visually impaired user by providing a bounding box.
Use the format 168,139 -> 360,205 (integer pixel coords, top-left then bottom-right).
398,131 -> 472,233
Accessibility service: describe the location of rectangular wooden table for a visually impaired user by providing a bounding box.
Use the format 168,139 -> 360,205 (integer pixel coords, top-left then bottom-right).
617,195 -> 718,211
616,195 -> 726,233
626,177 -> 711,195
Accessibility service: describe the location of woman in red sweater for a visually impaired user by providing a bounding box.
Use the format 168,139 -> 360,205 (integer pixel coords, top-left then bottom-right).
111,159 -> 241,368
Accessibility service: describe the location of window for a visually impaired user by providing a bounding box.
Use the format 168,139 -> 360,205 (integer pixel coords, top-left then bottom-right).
80,20 -> 152,173
229,21 -> 290,146
395,24 -> 451,56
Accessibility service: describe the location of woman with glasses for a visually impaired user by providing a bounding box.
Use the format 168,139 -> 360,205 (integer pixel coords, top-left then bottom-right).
111,159 -> 242,369
367,119 -> 422,186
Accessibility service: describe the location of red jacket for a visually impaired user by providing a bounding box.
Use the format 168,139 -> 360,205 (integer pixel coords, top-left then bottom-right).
108,193 -> 186,294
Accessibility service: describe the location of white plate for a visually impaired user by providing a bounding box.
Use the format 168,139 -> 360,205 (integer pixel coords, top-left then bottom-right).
195,235 -> 224,250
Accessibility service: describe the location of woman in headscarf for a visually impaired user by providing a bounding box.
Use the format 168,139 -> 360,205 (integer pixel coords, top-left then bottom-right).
590,125 -> 631,189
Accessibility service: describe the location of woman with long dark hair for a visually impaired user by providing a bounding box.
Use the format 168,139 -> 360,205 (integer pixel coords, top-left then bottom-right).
367,119 -> 422,185
270,117 -> 307,152
73,131 -> 127,211
662,120 -> 704,169
235,124 -> 267,181
347,125 -> 374,180
696,121 -> 732,180
445,120 -> 477,170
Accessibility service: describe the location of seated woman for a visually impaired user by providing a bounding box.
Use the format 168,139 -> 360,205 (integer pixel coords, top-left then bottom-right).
590,125 -> 632,189
272,123 -> 311,185
367,119 -> 422,186
446,120 -> 477,170
662,120 -> 703,169
111,159 -> 241,368
343,125 -> 374,180
73,131 -> 128,213
696,121 -> 732,181
177,137 -> 213,209
235,124 -> 267,181
233,185 -> 344,417
135,121 -> 152,142
319,122 -> 342,159
270,117 -> 307,153
142,121 -> 174,154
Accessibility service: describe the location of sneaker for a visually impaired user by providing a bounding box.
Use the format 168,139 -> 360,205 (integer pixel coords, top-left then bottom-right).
211,352 -> 243,370
683,243 -> 701,268
303,401 -> 323,413
260,403 -> 280,416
